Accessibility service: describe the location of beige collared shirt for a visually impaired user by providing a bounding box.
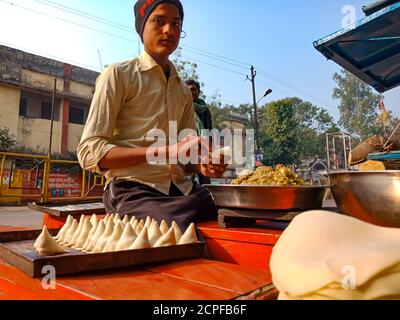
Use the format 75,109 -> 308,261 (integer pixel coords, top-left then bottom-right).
77,51 -> 196,196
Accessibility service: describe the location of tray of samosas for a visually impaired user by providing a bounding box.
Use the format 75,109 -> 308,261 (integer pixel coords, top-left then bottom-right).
205,165 -> 327,210
0,214 -> 204,278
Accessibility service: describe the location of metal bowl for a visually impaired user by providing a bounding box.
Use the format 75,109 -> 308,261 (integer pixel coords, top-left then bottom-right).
204,185 -> 327,210
329,171 -> 400,227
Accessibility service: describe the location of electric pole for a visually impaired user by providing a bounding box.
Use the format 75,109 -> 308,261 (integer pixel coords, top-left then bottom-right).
247,66 -> 259,156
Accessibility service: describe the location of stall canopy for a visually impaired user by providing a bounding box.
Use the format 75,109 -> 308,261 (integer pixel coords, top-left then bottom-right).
313,1 -> 400,93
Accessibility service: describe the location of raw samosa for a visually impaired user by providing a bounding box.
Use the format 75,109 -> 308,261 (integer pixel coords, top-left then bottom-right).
34,225 -> 67,256
154,227 -> 176,248
178,223 -> 199,245
115,223 -> 137,251
130,226 -> 151,250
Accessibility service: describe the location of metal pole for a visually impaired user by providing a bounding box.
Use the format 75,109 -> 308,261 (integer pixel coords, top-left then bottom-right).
332,136 -> 337,170
97,49 -> 104,72
326,133 -> 330,172
48,78 -> 57,159
0,154 -> 6,196
343,133 -> 348,171
44,77 -> 57,202
249,66 -> 259,155
41,160 -> 49,202
81,169 -> 87,198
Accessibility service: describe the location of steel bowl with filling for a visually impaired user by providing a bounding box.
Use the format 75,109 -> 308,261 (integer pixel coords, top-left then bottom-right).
329,171 -> 400,228
204,185 -> 327,210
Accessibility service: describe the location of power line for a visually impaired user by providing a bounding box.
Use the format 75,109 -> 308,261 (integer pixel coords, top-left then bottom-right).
257,69 -> 337,109
257,79 -> 294,99
28,0 -> 252,70
2,0 -> 248,77
182,44 -> 250,68
31,0 -> 134,32
180,55 -> 247,77
14,0 -> 336,108
1,0 -> 338,109
0,40 -> 101,71
203,95 -> 245,106
182,46 -> 249,70
0,0 -> 138,43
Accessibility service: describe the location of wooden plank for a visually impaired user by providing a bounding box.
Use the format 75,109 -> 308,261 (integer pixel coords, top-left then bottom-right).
28,201 -> 105,217
0,226 -> 31,232
218,215 -> 257,228
146,259 -> 272,295
0,229 -> 205,278
0,263 -> 94,300
219,208 -> 300,220
198,221 -> 283,246
58,269 -> 238,300
203,238 -> 275,271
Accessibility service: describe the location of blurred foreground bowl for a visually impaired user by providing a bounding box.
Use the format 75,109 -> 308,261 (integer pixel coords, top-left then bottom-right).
329,171 -> 400,227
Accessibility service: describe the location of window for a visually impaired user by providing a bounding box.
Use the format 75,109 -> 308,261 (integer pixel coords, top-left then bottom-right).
41,101 -> 52,120
69,106 -> 85,125
19,97 -> 27,116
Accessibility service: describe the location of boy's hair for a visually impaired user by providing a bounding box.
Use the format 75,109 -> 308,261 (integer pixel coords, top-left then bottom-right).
185,80 -> 201,92
134,0 -> 184,39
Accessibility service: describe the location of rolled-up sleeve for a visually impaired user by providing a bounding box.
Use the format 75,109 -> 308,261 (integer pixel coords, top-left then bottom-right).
77,65 -> 126,175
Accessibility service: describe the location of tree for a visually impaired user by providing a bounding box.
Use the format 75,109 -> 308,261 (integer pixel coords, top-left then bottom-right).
333,69 -> 383,141
258,98 -> 338,166
172,47 -> 202,85
0,127 -> 16,151
292,98 -> 338,161
260,99 -> 300,165
172,50 -> 253,131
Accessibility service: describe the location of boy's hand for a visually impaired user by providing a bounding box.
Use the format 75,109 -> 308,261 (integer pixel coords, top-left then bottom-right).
198,144 -> 230,178
199,158 -> 228,178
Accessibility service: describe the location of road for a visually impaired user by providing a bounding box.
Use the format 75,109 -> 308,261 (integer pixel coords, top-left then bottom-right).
0,206 -> 43,229
0,199 -> 337,230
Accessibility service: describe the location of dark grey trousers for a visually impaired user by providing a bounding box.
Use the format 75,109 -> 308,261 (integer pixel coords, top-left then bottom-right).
103,180 -> 218,230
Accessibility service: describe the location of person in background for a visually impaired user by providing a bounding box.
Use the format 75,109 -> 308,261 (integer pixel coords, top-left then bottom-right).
185,80 -> 213,134
185,79 -> 213,184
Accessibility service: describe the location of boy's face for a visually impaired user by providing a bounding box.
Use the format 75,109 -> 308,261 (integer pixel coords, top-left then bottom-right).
142,3 -> 182,60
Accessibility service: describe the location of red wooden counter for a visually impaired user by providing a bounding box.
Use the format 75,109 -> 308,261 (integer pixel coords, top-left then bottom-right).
198,221 -> 286,271
0,225 -> 278,300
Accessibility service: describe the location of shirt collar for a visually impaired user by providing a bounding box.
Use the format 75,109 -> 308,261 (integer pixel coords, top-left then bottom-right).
139,51 -> 180,80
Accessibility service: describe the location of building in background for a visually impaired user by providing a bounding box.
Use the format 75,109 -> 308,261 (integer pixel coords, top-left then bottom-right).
0,45 -> 99,155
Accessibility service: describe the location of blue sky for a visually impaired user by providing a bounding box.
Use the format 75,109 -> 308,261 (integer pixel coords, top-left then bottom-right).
0,0 -> 399,121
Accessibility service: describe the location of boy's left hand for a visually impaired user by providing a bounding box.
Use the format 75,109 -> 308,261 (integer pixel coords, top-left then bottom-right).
200,159 -> 228,178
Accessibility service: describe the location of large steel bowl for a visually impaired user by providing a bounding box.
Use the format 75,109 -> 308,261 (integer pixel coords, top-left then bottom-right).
329,171 -> 400,227
204,185 -> 327,210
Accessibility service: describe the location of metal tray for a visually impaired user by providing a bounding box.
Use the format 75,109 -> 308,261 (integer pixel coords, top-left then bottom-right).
205,185 -> 327,210
0,229 -> 205,278
28,200 -> 105,217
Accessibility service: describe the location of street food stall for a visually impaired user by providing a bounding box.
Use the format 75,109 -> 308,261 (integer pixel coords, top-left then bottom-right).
0,162 -> 329,300
1,0 -> 400,302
